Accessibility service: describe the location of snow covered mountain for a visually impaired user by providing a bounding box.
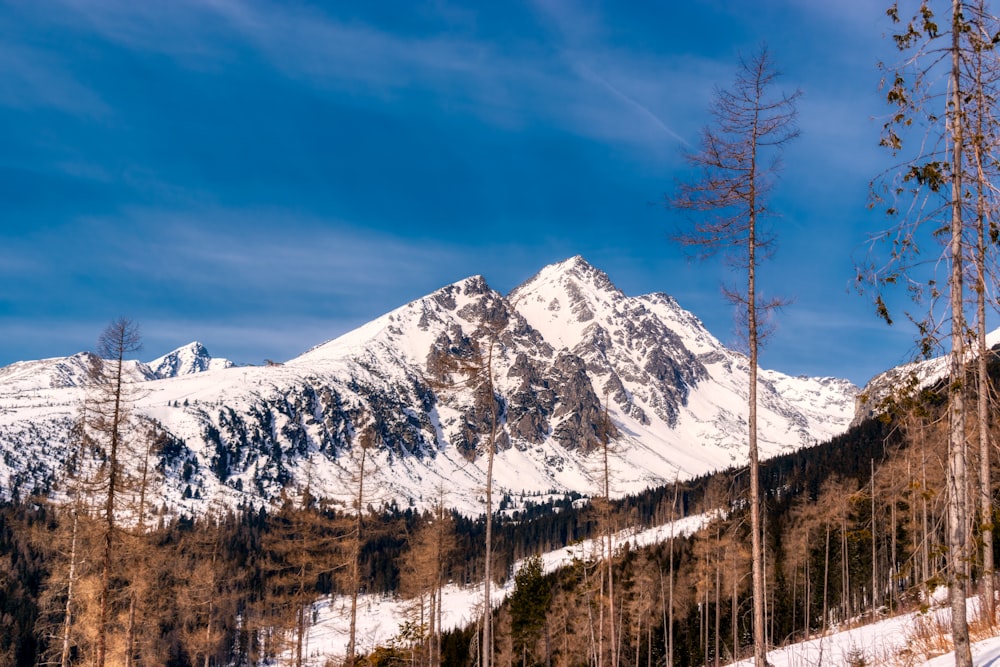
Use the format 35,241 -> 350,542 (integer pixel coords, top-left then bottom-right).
0,341 -> 231,395
852,328 -> 1000,425
148,341 -> 234,378
0,257 -> 859,515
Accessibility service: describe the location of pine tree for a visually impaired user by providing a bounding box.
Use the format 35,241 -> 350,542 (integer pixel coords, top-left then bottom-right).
509,555 -> 551,666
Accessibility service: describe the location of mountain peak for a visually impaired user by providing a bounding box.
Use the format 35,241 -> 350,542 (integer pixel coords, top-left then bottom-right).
509,257 -> 623,345
148,341 -> 233,379
0,257 -> 859,517
518,256 -> 617,296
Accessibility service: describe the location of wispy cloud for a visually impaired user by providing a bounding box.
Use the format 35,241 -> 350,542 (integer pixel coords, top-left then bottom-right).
0,41 -> 109,116
31,1 -> 702,153
572,62 -> 690,146
92,208 -> 470,307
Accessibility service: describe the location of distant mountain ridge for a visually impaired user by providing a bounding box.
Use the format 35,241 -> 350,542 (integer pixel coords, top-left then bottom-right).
0,341 -> 232,394
0,257 -> 858,515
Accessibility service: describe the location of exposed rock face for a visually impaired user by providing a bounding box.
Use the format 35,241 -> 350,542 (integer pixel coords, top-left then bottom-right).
510,256 -> 707,429
0,257 -> 859,515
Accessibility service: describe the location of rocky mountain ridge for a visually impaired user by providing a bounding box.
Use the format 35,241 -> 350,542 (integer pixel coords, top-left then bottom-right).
0,257 -> 858,515
851,328 -> 1000,425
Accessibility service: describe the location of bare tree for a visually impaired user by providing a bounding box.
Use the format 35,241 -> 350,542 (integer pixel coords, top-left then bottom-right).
965,0 -> 1000,626
667,45 -> 799,667
399,485 -> 456,667
345,416 -> 379,667
35,411 -> 102,667
259,489 -> 343,667
176,507 -> 242,667
596,396 -> 619,667
87,318 -> 142,667
864,3 -> 1000,662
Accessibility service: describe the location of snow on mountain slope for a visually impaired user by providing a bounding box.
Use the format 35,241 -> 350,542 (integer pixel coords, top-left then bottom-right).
147,341 -> 234,378
511,257 -> 857,474
854,328 -> 1000,425
0,352 -> 155,393
0,257 -> 859,515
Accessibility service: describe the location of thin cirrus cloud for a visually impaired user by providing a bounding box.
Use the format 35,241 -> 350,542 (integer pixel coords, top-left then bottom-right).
0,42 -> 109,116
179,1 -> 700,151
99,211 -> 470,304
12,1 -> 706,155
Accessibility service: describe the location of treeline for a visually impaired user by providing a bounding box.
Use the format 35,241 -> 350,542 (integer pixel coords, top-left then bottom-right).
436,416 -> 912,667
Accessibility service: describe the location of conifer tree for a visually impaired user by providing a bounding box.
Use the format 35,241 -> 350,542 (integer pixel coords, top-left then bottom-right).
509,555 -> 550,667
668,46 -> 799,667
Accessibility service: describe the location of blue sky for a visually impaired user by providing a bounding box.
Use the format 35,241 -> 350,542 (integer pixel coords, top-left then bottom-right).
0,0 -> 931,386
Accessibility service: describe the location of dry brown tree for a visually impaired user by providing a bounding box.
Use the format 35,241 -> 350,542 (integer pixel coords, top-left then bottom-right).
667,45 -> 799,667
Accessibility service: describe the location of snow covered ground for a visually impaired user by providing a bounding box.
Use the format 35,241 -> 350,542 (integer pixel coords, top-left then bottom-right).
302,513 -> 715,665
743,599 -> 1000,667
299,509 -> 1000,667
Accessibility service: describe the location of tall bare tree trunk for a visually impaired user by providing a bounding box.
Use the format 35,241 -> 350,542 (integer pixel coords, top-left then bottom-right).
948,0 -> 972,667
804,536 -> 810,640
92,318 -> 141,667
600,398 -> 617,667
947,3 -> 973,664
668,478 -> 678,667
747,159 -> 767,667
60,506 -> 80,667
972,1 -> 996,624
296,593 -> 306,667
347,423 -> 372,667
872,459 -> 878,613
482,338 -> 498,667
823,524 -> 830,635
668,50 -> 797,667
714,533 -> 721,667
124,431 -> 154,667
733,547 -> 739,661
96,354 -> 123,667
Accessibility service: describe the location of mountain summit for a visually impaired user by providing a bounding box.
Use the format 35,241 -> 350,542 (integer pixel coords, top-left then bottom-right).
0,257 -> 858,515
148,342 -> 234,378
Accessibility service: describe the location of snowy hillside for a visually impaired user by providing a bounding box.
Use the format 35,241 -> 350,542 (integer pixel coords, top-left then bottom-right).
289,508 -> 999,667
0,257 -> 859,514
307,512 -> 717,663
854,328 -> 1000,424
